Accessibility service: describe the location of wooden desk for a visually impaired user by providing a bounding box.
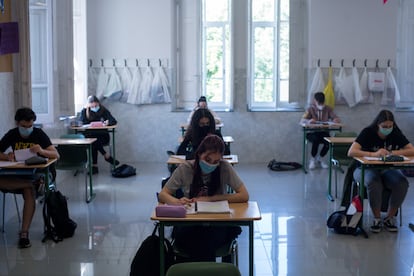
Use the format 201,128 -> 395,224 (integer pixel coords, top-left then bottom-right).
301,123 -> 342,173
180,123 -> 224,136
70,124 -> 117,169
167,154 -> 238,165
151,201 -> 261,276
0,158 -> 58,193
324,136 -> 355,201
51,138 -> 97,203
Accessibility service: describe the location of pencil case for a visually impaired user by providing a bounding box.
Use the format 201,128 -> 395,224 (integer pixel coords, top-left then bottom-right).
155,205 -> 186,218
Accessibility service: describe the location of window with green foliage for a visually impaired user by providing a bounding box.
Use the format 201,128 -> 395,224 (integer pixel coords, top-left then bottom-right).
248,0 -> 290,110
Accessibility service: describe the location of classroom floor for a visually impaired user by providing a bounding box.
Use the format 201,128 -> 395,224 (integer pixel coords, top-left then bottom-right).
1,162 -> 414,276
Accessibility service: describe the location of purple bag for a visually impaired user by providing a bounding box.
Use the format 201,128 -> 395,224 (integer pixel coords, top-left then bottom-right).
155,205 -> 186,218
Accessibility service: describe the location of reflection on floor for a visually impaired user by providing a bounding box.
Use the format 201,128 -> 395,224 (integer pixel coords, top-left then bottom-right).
1,162 -> 414,275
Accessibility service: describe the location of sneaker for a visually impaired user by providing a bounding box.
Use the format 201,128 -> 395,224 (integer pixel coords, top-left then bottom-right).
309,158 -> 316,170
18,231 -> 31,249
105,156 -> 120,166
370,218 -> 382,233
320,160 -> 329,169
384,217 -> 398,232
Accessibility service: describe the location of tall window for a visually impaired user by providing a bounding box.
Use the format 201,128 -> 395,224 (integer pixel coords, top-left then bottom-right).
248,0 -> 290,111
29,0 -> 53,122
202,0 -> 232,111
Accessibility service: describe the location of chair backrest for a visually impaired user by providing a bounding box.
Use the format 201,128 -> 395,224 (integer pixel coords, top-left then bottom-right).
166,262 -> 241,276
332,132 -> 357,164
56,134 -> 87,168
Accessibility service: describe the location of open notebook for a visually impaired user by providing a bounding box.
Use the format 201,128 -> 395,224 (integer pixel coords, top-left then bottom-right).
186,200 -> 231,214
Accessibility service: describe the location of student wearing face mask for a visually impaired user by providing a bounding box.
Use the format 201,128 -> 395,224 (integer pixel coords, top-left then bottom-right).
301,92 -> 341,169
159,134 -> 249,261
79,95 -> 118,174
177,108 -> 226,160
0,107 -> 60,248
348,109 -> 414,233
186,96 -> 221,125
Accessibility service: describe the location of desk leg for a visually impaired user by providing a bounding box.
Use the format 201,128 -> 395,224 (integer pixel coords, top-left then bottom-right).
302,129 -> 308,173
111,129 -> 116,170
327,143 -> 334,201
159,222 -> 165,276
86,144 -> 95,203
249,221 -> 254,276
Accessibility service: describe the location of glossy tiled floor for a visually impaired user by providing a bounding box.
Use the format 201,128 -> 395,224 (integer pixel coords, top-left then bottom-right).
1,162 -> 414,276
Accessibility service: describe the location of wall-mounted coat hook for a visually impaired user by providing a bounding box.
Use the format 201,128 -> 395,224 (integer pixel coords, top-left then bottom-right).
353,59 -> 356,67
376,59 -> 379,68
101,59 -> 104,67
387,59 -> 391,67
124,59 -> 127,67
329,59 -> 332,67
113,59 -> 115,67
317,59 -> 320,67
364,59 -> 367,67
147,59 -> 150,67
136,59 -> 139,67
341,59 -> 344,67
89,59 -> 92,67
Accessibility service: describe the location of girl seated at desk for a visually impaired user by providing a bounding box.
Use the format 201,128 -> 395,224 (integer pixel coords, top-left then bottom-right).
158,134 -> 249,261
79,95 -> 119,174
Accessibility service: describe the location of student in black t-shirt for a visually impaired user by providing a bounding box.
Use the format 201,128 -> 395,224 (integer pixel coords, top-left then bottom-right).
79,95 -> 119,174
0,107 -> 60,248
348,109 -> 414,233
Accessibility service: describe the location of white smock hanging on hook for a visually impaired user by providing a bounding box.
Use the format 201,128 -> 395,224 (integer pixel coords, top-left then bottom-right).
126,67 -> 142,104
307,65 -> 325,105
381,66 -> 400,106
138,65 -> 153,104
103,68 -> 123,100
352,66 -> 362,105
149,65 -> 171,103
335,67 -> 357,107
88,63 -> 99,97
118,67 -> 132,95
96,67 -> 109,99
359,67 -> 373,103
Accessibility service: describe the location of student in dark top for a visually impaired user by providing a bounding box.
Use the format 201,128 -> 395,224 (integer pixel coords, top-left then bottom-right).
79,95 -> 119,174
177,108 -> 225,160
0,107 -> 60,248
348,109 -> 414,233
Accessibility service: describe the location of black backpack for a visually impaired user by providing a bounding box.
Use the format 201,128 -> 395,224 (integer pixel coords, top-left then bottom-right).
112,164 -> 136,178
42,190 -> 77,243
267,159 -> 302,171
327,195 -> 368,238
130,223 -> 175,276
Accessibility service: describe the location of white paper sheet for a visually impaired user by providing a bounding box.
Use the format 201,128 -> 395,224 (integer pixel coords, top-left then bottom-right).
14,148 -> 37,162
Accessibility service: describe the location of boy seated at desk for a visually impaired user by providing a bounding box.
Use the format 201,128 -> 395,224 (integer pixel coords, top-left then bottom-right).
0,107 -> 60,248
300,92 -> 341,170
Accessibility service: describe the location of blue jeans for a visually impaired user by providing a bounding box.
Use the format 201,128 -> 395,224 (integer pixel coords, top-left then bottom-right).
353,168 -> 408,212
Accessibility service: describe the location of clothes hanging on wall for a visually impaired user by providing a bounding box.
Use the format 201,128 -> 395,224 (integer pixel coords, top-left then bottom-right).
381,67 -> 400,106
307,66 -> 325,105
323,66 -> 335,109
359,67 -> 373,103
127,67 -> 142,104
138,66 -> 153,104
150,65 -> 171,104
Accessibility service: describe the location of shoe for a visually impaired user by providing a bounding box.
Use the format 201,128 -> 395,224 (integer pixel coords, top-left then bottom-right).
88,166 -> 99,175
370,218 -> 382,233
18,231 -> 31,249
384,217 -> 398,232
320,160 -> 329,169
309,158 -> 316,170
105,156 -> 120,166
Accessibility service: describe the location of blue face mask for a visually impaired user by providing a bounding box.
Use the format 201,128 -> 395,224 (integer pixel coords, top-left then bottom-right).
90,106 -> 100,112
379,127 -> 393,136
18,126 -> 33,137
199,160 -> 218,174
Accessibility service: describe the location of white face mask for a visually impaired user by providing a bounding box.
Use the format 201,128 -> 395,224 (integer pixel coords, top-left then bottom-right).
316,104 -> 324,110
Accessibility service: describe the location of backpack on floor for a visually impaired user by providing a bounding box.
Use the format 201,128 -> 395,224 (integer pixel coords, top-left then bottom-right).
267,159 -> 302,171
112,164 -> 136,178
327,195 -> 368,238
42,190 -> 77,243
130,223 -> 175,276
